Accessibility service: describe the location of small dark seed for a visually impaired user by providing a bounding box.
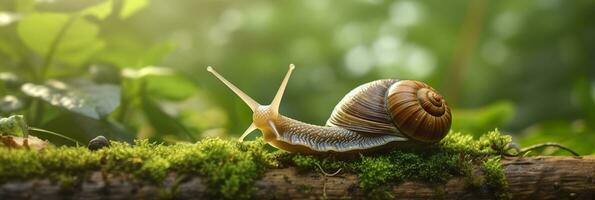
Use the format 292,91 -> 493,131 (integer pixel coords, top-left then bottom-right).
88,136 -> 110,151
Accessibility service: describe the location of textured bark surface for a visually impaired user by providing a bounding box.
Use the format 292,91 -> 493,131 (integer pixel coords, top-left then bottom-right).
1,156 -> 594,200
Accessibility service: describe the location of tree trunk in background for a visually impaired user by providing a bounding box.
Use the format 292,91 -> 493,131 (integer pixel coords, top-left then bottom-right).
1,156 -> 594,199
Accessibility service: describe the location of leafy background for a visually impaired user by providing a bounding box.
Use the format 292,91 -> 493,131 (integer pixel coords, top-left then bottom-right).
0,0 -> 594,154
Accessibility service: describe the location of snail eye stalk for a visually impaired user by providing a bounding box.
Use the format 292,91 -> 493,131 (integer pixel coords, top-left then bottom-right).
207,66 -> 261,111
270,64 -> 295,116
208,66 -> 263,142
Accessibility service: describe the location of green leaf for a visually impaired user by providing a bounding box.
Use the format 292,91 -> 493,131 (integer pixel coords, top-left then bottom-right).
123,67 -> 196,101
96,34 -> 174,68
142,97 -> 195,141
121,0 -> 149,18
81,0 -> 112,19
15,0 -> 36,13
145,75 -> 196,101
123,66 -> 196,101
18,12 -> 61,54
36,0 -> 106,12
83,0 -> 148,20
17,13 -> 104,66
21,79 -> 120,119
0,115 -> 28,137
0,37 -> 22,64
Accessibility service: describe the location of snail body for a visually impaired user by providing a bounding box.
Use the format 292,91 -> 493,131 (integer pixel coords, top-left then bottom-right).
207,65 -> 451,154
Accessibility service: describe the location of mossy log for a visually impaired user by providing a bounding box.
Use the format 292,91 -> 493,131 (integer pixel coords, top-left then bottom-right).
0,156 -> 593,199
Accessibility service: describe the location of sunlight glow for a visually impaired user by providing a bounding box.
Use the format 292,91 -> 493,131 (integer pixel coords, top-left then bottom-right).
402,45 -> 435,79
344,45 -> 374,76
373,35 -> 403,66
0,12 -> 20,26
389,1 -> 422,27
208,9 -> 244,46
493,12 -> 522,38
334,23 -> 365,49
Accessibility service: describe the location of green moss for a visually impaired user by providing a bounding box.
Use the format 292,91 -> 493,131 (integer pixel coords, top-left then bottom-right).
165,138 -> 276,199
0,149 -> 44,181
0,138 -> 276,199
459,155 -> 483,188
290,154 -> 319,170
356,156 -> 395,200
139,157 -> 170,182
440,129 -> 513,155
0,129 -> 515,199
482,157 -> 511,200
279,129 -> 514,199
40,147 -> 101,173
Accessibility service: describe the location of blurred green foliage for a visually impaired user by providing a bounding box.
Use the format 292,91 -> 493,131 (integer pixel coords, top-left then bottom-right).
451,101 -> 515,137
0,0 -> 594,154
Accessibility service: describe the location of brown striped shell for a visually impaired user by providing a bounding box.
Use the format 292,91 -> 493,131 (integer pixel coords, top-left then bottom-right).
326,79 -> 451,143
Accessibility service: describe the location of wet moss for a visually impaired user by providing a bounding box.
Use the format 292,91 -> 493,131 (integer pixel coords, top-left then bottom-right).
482,157 -> 511,200
0,129 -> 514,199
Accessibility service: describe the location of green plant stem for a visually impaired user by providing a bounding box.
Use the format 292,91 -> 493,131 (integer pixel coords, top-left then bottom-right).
115,95 -> 129,122
116,80 -> 132,123
315,162 -> 342,177
28,127 -> 80,147
30,100 -> 45,126
520,142 -> 580,156
108,0 -> 124,20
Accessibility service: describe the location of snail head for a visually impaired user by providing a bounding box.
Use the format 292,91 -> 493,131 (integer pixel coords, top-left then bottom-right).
207,64 -> 295,141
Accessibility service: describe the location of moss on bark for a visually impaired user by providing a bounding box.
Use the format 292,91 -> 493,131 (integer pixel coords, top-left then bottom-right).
0,129 -> 514,199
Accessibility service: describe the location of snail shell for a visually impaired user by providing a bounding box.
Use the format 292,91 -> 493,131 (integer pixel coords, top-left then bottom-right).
326,79 -> 451,143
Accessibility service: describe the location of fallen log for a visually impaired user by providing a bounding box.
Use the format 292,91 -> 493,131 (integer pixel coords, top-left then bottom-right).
1,156 -> 594,199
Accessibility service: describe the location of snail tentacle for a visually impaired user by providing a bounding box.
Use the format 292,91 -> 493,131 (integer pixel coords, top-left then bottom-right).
238,123 -> 257,142
207,66 -> 260,111
271,64 -> 295,115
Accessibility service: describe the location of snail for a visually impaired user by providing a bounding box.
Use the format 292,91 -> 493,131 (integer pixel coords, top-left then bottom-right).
207,64 -> 451,154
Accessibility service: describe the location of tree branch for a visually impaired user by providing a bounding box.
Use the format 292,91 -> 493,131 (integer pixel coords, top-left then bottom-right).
1,156 -> 594,199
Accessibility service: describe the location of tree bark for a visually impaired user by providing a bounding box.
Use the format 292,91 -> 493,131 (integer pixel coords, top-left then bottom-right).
1,156 -> 594,200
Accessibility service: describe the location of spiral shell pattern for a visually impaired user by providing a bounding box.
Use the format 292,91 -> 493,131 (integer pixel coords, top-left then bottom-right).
326,79 -> 451,144
387,80 -> 451,142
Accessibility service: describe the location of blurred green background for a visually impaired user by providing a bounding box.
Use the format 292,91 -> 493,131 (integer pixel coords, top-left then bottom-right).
0,0 -> 594,154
